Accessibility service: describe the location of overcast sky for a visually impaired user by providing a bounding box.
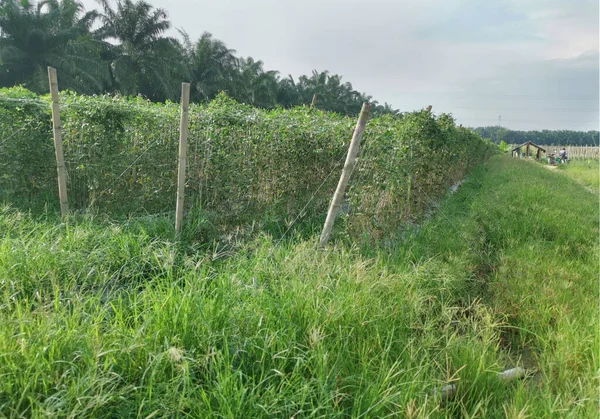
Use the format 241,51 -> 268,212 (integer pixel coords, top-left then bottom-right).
83,0 -> 599,131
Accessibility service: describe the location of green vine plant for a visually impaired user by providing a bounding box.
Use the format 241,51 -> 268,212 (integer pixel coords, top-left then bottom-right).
0,87 -> 497,241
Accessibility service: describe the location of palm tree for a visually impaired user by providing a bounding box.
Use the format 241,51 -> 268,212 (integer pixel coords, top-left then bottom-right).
232,57 -> 279,108
96,0 -> 185,101
372,102 -> 400,117
297,70 -> 366,115
276,75 -> 300,108
0,0 -> 104,93
186,31 -> 238,102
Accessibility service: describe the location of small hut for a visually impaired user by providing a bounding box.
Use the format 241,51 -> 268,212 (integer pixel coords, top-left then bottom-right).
511,141 -> 546,160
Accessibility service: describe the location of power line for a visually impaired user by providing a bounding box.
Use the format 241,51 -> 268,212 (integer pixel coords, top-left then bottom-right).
456,116 -> 599,123
397,93 -> 599,100
452,107 -> 599,113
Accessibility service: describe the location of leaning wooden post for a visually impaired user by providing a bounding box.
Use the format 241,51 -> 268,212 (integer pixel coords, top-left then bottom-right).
48,67 -> 68,217
175,82 -> 191,236
319,102 -> 370,247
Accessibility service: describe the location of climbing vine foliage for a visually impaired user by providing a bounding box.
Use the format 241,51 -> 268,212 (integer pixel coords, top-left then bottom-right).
0,87 -> 495,238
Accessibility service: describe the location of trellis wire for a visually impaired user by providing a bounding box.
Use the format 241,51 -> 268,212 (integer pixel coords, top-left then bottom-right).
1,86 -> 496,243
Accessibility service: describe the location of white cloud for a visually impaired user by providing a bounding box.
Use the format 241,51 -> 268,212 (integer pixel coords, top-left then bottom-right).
80,0 -> 599,129
504,0 -> 599,59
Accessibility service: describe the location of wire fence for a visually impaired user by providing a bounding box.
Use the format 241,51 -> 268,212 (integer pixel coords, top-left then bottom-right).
0,85 -> 496,241
553,146 -> 600,159
0,91 -> 349,225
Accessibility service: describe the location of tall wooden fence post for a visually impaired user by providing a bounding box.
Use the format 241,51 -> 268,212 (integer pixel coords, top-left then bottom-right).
175,82 -> 191,236
319,102 -> 370,247
47,67 -> 68,217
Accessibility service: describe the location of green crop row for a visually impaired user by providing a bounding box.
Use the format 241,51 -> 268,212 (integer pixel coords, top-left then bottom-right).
0,87 -> 496,239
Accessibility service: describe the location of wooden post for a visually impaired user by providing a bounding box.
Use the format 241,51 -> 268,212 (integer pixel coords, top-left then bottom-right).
175,82 -> 191,236
130,134 -> 138,191
311,94 -> 317,108
48,67 -> 68,217
319,102 -> 370,247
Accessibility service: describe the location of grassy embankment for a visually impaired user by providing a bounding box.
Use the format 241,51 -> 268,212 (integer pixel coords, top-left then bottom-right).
0,156 -> 597,417
557,159 -> 599,194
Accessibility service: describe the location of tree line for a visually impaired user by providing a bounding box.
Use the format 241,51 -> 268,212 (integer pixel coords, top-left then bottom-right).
473,126 -> 599,147
0,0 -> 398,116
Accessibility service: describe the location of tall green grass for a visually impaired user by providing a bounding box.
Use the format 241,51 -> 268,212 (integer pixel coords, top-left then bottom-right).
557,159 -> 599,195
409,156 -> 599,417
0,156 -> 597,417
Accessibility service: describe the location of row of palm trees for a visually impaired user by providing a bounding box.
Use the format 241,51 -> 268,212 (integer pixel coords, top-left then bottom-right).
0,0 -> 398,116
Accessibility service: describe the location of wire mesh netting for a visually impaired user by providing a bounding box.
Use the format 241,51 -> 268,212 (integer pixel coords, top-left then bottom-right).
0,87 -> 496,238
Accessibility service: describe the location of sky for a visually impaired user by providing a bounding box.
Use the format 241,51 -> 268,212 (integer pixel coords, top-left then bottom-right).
82,0 -> 599,131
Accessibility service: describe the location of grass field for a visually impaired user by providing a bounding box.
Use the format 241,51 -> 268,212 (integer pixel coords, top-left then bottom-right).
557,159 -> 599,194
0,156 -> 597,418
